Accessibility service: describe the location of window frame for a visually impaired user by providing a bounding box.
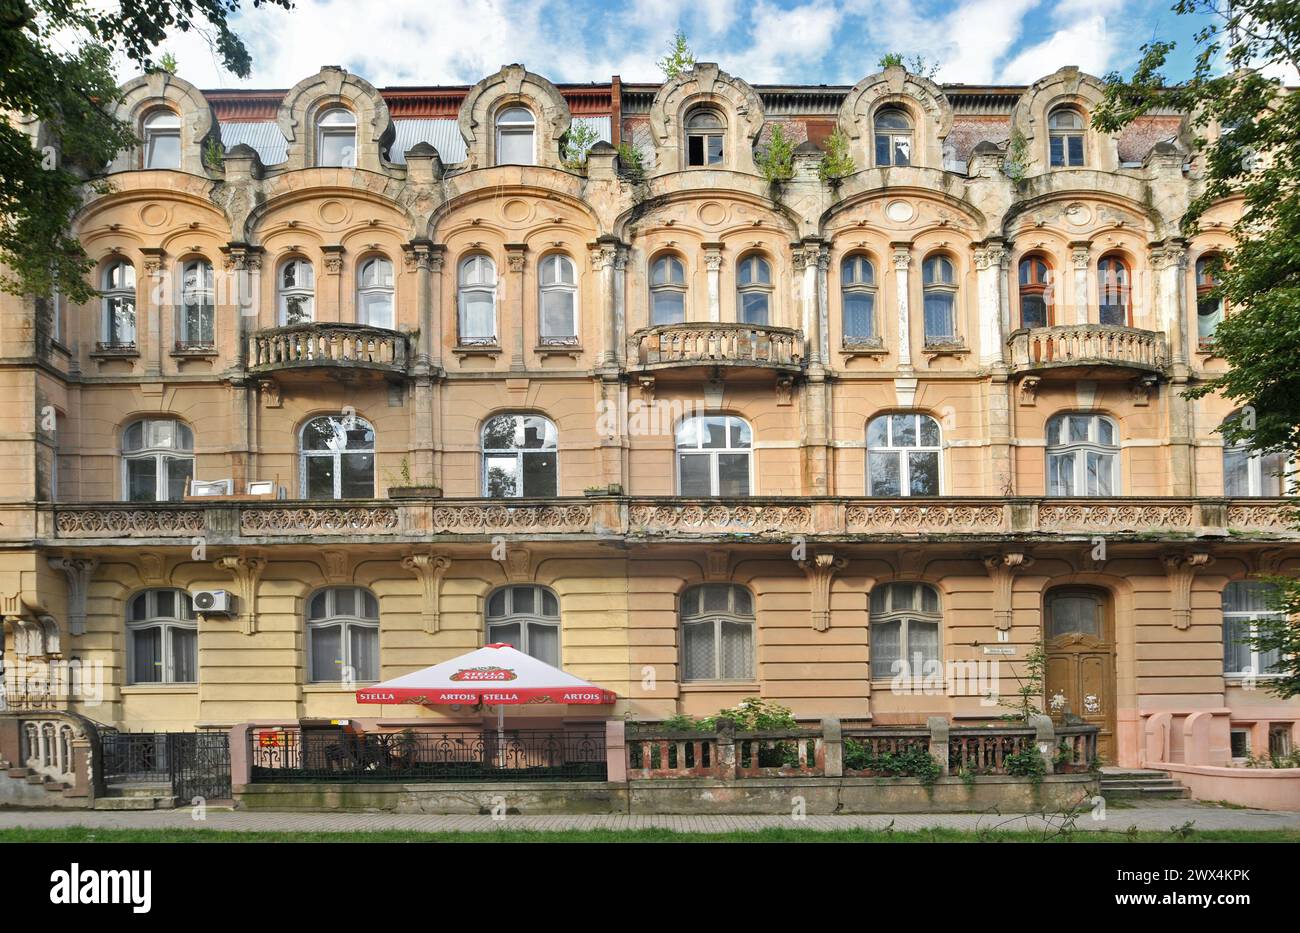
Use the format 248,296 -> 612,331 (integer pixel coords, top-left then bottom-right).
125,589 -> 197,685
841,253 -> 879,345
679,583 -> 756,682
873,106 -> 913,167
1222,581 -> 1283,680
278,258 -> 316,326
1047,107 -> 1086,168
866,413 -> 943,497
1195,255 -> 1224,346
1097,254 -> 1131,326
299,414 -> 376,500
457,253 -> 498,344
481,413 -> 560,498
142,108 -> 182,170
649,254 -> 687,326
538,252 -> 578,344
485,584 -> 561,667
121,418 -> 194,502
735,253 -> 773,326
306,586 -> 380,684
177,258 -> 215,348
1044,587 -> 1108,641
1045,413 -> 1120,496
101,259 -> 137,347
357,255 -> 395,329
495,105 -> 536,166
921,254 -> 959,345
869,582 -> 942,681
1222,416 -> 1287,496
685,109 -> 725,167
315,107 -> 357,168
1017,255 -> 1054,329
675,415 -> 754,497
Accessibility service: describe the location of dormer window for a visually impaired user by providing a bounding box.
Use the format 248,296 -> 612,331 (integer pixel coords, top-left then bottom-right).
1048,108 -> 1085,167
142,109 -> 181,169
874,108 -> 912,166
316,108 -> 356,167
686,109 -> 725,167
495,106 -> 536,165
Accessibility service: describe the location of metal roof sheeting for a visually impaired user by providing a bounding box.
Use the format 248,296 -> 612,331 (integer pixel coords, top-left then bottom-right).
219,122 -> 289,164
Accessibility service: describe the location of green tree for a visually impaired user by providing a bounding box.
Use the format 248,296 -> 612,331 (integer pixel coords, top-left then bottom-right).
0,0 -> 292,303
877,52 -> 940,78
1095,1 -> 1300,699
658,30 -> 695,80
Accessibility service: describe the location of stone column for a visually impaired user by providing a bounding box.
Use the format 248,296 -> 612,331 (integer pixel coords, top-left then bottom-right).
140,248 -> 165,378
1030,714 -> 1056,775
1070,241 -> 1092,326
1152,239 -> 1193,494
927,716 -> 950,775
223,244 -> 262,487
404,240 -> 437,488
428,246 -> 446,486
321,245 -> 345,322
822,717 -> 843,777
605,720 -> 627,783
505,243 -> 528,370
589,237 -> 623,367
891,242 -> 913,371
703,242 -> 724,322
974,238 -> 1007,366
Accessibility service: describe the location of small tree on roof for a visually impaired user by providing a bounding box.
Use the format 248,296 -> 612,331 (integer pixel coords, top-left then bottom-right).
659,31 -> 696,80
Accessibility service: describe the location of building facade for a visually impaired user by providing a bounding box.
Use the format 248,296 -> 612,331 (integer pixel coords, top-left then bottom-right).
1,61 -> 1297,770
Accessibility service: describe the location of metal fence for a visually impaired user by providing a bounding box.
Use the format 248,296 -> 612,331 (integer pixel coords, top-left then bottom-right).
249,728 -> 608,783
101,731 -> 172,783
100,731 -> 232,800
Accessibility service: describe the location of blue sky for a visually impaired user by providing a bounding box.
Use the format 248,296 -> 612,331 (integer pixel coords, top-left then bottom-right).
152,0 -> 1225,89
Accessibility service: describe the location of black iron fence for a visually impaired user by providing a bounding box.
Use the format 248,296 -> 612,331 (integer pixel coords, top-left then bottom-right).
100,731 -> 232,800
249,728 -> 608,783
101,731 -> 171,783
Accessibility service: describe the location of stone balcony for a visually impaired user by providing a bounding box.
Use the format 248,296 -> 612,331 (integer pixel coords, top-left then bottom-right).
631,323 -> 805,375
1007,324 -> 1168,378
23,496 -> 1297,547
247,323 -> 412,378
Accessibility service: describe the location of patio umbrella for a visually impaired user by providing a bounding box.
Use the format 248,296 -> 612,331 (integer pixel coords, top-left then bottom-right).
355,643 -> 616,748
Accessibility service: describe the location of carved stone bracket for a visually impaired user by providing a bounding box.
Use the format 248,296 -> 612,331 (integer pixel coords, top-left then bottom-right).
1163,552 -> 1213,630
984,552 -> 1034,631
800,552 -> 847,632
48,557 -> 97,637
214,554 -> 267,635
322,244 -> 345,275
775,375 -> 794,406
401,552 -> 451,634
1018,375 -> 1041,407
321,550 -> 352,584
503,545 -> 532,582
704,550 -> 730,581
1,593 -> 60,658
138,552 -> 169,587
637,375 -> 656,404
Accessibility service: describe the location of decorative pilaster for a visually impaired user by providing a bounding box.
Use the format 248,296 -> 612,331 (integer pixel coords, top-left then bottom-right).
891,242 -> 912,370
702,242 -> 724,322
984,552 -> 1033,631
140,247 -> 166,377
47,557 -> 97,636
800,552 -> 847,632
505,243 -> 528,369
401,552 -> 452,635
589,237 -> 625,367
214,554 -> 267,636
1069,241 -> 1091,326
1163,552 -> 1212,630
974,238 -> 1007,366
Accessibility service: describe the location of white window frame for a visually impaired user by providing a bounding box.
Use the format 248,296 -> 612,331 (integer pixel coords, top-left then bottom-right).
495,106 -> 536,166
685,109 -> 725,167
485,584 -> 561,666
299,414 -> 376,500
679,584 -> 755,682
866,413 -> 943,497
538,253 -> 578,343
869,582 -> 942,681
121,418 -> 194,502
921,254 -> 958,345
278,258 -> 315,325
736,254 -> 772,325
481,413 -> 559,498
1048,108 -> 1086,168
142,109 -> 181,170
650,254 -> 687,325
675,415 -> 753,497
125,589 -> 197,685
1223,581 -> 1283,680
457,254 -> 498,344
178,258 -> 215,347
316,107 -> 357,168
1046,413 -> 1120,496
101,260 -> 137,346
873,108 -> 913,167
841,253 -> 878,344
357,256 -> 395,328
306,587 -> 379,684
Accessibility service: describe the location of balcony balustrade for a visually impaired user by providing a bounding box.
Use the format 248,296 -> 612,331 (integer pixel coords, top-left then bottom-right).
1007,324 -> 1168,376
631,322 -> 804,373
247,323 -> 412,377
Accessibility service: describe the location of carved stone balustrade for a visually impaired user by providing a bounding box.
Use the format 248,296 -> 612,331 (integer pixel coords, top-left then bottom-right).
1007,324 -> 1168,377
248,323 -> 412,377
632,322 -> 804,373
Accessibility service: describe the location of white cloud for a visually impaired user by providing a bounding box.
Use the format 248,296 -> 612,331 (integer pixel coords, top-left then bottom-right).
1000,14 -> 1116,83
730,1 -> 842,83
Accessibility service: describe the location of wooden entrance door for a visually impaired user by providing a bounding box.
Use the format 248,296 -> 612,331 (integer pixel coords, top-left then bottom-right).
1044,588 -> 1116,762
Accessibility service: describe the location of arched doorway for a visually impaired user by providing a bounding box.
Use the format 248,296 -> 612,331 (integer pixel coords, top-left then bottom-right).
1043,587 -> 1116,762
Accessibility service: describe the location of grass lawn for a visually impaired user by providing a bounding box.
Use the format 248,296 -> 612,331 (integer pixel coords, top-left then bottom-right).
2,826 -> 1297,843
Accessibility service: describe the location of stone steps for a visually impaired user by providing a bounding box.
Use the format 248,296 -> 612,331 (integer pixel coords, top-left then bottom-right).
94,781 -> 178,810
1100,769 -> 1190,799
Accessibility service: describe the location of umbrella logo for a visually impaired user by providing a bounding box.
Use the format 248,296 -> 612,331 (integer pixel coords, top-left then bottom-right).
449,665 -> 518,682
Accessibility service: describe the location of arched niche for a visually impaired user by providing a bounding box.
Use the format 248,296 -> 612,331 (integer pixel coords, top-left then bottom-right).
838,66 -> 953,171
1011,67 -> 1120,174
649,62 -> 765,175
276,66 -> 396,172
112,71 -> 218,176
457,64 -> 572,170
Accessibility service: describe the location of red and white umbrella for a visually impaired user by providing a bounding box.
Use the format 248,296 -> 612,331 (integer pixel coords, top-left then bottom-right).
356,644 -> 616,707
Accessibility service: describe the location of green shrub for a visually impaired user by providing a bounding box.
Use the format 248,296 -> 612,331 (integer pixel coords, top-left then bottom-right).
842,739 -> 941,786
818,129 -> 855,183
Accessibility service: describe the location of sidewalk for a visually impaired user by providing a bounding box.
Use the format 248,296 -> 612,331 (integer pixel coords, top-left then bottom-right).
1,801 -> 1297,835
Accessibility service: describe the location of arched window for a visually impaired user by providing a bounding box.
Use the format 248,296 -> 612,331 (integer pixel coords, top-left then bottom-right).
300,414 -> 375,499
686,109 -> 725,167
841,253 -> 878,344
178,259 -> 214,347
1223,581 -> 1282,678
1196,255 -> 1224,346
867,413 -> 941,496
676,415 -> 752,497
357,256 -> 394,328
142,109 -> 181,169
122,418 -> 194,502
539,253 -> 577,343
1097,255 -> 1130,326
1045,588 -> 1105,639
650,254 -> 687,325
1222,414 -> 1285,496
1018,255 -> 1053,329
874,107 -> 912,166
101,260 -> 136,347
1046,413 -> 1118,496
870,582 -> 940,680
458,254 -> 497,343
736,254 -> 772,325
307,587 -> 379,683
1048,107 -> 1085,167
316,107 -> 356,167
495,106 -> 535,165
680,584 -> 754,682
486,584 -> 560,666
126,589 -> 196,684
278,258 -> 315,325
482,413 -> 558,498
922,254 -> 957,344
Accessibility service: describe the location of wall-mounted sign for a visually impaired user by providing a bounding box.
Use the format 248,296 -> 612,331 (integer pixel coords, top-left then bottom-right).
982,646 -> 1015,656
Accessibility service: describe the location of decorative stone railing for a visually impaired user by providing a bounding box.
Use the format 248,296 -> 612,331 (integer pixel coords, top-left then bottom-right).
632,323 -> 804,371
248,323 -> 412,375
1007,324 -> 1168,374
33,497 -> 1300,543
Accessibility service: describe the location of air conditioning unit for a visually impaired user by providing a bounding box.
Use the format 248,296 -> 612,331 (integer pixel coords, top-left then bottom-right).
190,479 -> 234,497
192,589 -> 235,615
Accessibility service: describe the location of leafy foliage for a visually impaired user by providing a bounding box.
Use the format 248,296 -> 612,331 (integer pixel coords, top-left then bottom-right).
877,52 -> 941,79
1095,3 -> 1300,700
842,740 -> 941,785
1000,638 -> 1047,720
1003,744 -> 1047,784
658,30 -> 695,81
1003,129 -> 1029,182
0,1 -> 291,302
755,123 -> 795,186
817,129 -> 855,183
561,121 -> 600,171
615,142 -> 646,184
